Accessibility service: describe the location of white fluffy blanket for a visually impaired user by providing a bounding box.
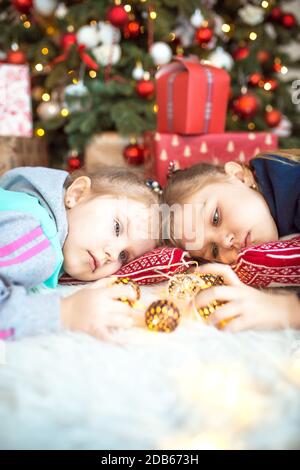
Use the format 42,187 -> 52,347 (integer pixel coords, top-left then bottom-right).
0,282 -> 300,450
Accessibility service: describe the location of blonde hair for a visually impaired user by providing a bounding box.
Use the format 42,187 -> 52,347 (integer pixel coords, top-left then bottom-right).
64,165 -> 159,208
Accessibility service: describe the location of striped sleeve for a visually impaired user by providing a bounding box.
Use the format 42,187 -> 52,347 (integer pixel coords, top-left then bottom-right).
0,211 -> 61,339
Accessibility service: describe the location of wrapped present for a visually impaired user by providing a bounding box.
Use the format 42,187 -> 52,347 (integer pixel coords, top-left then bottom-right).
156,57 -> 230,135
0,64 -> 33,138
144,131 -> 278,186
0,136 -> 49,176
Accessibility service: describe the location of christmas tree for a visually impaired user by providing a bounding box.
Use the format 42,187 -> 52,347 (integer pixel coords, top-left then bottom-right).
1,0 -> 299,168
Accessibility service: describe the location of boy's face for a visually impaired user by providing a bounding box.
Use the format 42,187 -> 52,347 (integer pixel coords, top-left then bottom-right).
172,177 -> 278,265
63,195 -> 156,281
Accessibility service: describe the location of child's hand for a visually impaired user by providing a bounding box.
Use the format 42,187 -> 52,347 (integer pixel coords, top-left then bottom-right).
60,276 -> 143,339
194,263 -> 300,332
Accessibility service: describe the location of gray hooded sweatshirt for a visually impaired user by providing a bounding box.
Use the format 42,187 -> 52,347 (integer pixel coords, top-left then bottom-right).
0,167 -> 70,339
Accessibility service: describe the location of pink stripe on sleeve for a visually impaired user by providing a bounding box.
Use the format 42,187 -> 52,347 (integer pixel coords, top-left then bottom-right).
0,328 -> 14,340
0,239 -> 51,267
0,226 -> 43,257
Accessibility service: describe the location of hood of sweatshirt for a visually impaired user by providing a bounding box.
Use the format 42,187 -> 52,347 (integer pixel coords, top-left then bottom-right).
0,166 -> 70,247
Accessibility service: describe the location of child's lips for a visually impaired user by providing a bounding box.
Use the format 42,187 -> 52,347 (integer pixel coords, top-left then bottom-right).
88,251 -> 100,272
243,231 -> 251,248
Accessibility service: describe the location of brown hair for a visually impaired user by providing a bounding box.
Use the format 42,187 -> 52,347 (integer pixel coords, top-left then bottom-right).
64,165 -> 160,208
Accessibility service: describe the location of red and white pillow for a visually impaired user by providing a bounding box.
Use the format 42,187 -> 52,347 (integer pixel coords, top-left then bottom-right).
232,235 -> 300,288
59,246 -> 191,286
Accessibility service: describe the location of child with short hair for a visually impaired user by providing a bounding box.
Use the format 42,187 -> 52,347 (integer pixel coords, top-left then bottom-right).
0,166 -> 158,340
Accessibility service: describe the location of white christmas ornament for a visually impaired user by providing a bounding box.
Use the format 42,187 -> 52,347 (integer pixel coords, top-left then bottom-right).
37,101 -> 61,120
209,47 -> 234,71
238,5 -> 264,26
77,25 -> 99,49
92,44 -> 121,66
132,63 -> 145,81
33,0 -> 57,16
55,2 -> 68,19
64,82 -> 89,97
190,9 -> 204,28
98,22 -> 121,45
150,42 -> 172,66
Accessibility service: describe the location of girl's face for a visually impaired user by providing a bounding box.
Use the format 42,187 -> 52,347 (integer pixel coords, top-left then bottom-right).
173,163 -> 278,265
63,178 -> 156,280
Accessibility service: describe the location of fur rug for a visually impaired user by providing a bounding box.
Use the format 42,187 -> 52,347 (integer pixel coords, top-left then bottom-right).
0,283 -> 300,450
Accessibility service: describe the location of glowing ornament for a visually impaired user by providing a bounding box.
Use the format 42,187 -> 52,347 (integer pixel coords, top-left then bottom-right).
113,277 -> 141,307
145,300 -> 180,333
150,42 -> 172,66
248,72 -> 262,87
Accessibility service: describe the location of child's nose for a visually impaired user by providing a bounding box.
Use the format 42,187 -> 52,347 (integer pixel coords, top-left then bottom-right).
105,248 -> 119,263
222,233 -> 235,249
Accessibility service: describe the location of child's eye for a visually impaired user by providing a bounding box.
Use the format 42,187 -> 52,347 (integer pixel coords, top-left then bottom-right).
211,243 -> 219,260
119,250 -> 129,265
212,208 -> 220,226
114,219 -> 121,237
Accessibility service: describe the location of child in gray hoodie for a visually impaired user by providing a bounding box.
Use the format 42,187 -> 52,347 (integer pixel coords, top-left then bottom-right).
0,166 -> 158,340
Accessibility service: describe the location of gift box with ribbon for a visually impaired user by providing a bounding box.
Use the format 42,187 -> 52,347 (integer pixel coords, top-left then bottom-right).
143,131 -> 278,187
156,57 -> 230,135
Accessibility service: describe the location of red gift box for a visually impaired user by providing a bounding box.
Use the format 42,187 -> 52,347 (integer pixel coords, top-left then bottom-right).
144,131 -> 278,187
156,57 -> 230,134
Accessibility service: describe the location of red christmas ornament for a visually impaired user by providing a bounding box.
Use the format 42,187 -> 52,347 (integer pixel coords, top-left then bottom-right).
11,0 -> 32,14
248,72 -> 262,87
123,144 -> 144,165
68,156 -> 82,171
123,21 -> 141,39
281,13 -> 297,29
61,33 -> 77,51
232,46 -> 249,61
135,80 -> 155,99
257,50 -> 271,64
269,7 -> 282,22
273,62 -> 282,73
233,93 -> 259,119
195,27 -> 213,45
107,5 -> 129,28
7,49 -> 27,64
265,109 -> 282,128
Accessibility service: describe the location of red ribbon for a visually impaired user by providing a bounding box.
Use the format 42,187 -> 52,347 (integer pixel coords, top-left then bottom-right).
52,43 -> 99,71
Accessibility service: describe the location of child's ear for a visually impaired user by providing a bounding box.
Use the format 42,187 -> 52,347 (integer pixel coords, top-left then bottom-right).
65,176 -> 92,208
224,161 -> 245,182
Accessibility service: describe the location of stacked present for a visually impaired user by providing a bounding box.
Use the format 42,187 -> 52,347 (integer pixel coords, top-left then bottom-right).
144,57 -> 278,186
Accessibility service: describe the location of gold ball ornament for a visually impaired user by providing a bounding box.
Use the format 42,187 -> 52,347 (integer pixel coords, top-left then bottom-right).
113,277 -> 141,307
145,300 -> 180,333
168,272 -> 224,320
